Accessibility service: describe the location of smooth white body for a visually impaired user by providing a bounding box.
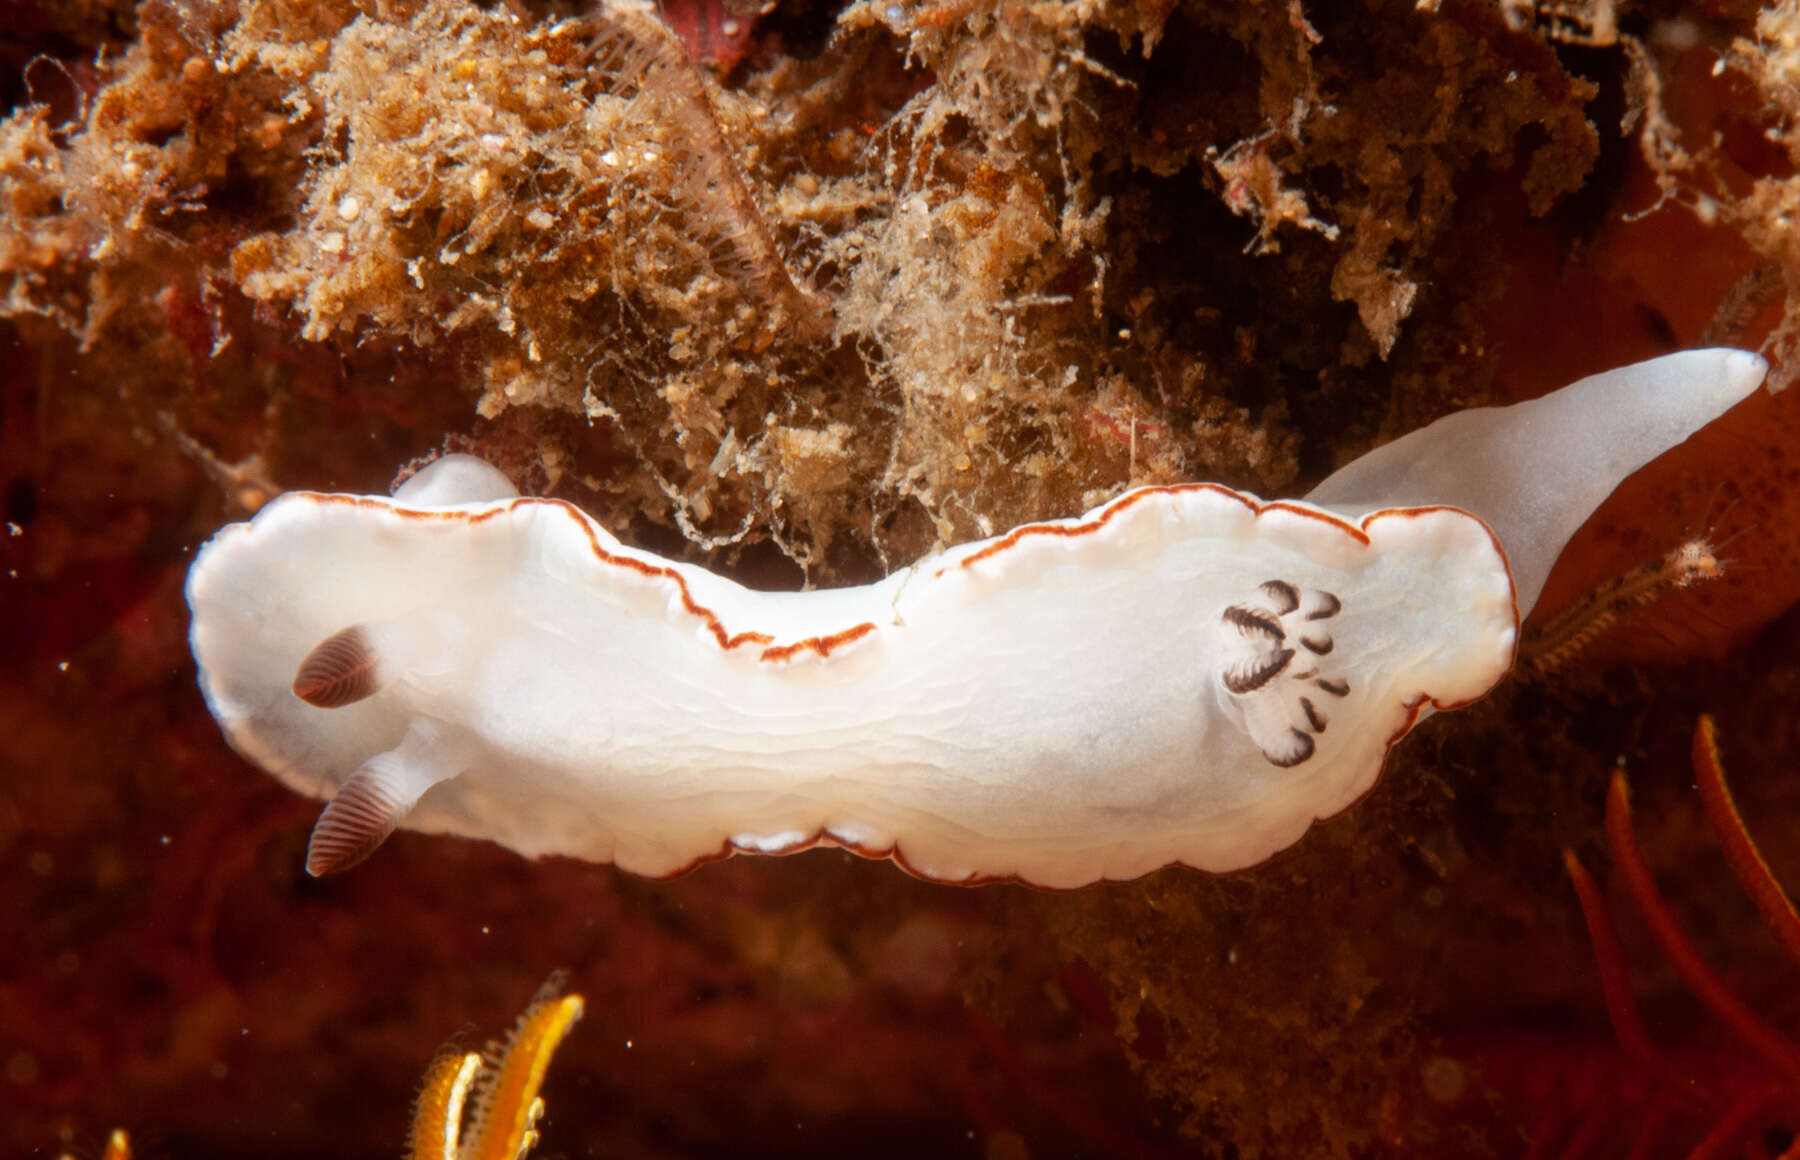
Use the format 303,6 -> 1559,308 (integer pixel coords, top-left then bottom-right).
184,349 -> 1766,886
189,486 -> 1513,885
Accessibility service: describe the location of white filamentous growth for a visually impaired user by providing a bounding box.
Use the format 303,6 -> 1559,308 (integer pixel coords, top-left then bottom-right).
185,350 -> 1764,887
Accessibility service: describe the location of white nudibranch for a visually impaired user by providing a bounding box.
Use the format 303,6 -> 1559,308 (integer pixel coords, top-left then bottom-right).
186,349 -> 1767,887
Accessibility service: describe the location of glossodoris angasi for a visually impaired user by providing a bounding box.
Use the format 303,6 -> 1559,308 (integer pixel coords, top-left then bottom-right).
186,349 -> 1767,887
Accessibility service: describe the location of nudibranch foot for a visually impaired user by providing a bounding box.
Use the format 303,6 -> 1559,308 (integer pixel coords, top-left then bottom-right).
305,716 -> 471,876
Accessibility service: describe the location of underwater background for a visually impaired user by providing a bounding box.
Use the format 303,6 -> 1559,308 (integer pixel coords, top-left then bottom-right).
5,0 -> 1800,1155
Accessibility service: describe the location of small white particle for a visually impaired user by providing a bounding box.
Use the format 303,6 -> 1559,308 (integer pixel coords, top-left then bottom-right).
599,149 -> 620,167
525,208 -> 554,230
625,1039 -> 632,1048
57,661 -> 69,672
481,925 -> 490,934
319,232 -> 345,255
5,522 -> 19,536
722,18 -> 741,35
159,835 -> 171,845
336,195 -> 361,222
480,133 -> 507,153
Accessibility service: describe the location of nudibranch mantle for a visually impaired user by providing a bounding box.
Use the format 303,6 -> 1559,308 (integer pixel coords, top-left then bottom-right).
186,349 -> 1767,888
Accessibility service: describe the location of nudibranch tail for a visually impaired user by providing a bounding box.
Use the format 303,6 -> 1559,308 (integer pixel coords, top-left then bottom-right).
1304,349 -> 1767,616
305,717 -> 471,876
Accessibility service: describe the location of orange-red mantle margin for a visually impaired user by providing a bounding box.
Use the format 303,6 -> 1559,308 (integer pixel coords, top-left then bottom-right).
270,483 -> 1520,886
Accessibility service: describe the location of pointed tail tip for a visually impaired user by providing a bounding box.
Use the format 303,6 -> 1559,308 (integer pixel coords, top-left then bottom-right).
1666,347 -> 1768,410
1719,347 -> 1769,395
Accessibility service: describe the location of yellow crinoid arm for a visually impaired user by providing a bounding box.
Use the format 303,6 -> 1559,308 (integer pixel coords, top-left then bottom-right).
463,992 -> 586,1160
410,1050 -> 481,1160
57,1129 -> 131,1160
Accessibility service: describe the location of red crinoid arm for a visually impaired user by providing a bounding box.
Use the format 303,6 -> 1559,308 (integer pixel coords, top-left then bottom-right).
964,1007 -> 1175,1160
1692,715 -> 1800,968
1556,1090 -> 1612,1160
1680,1086 -> 1781,1160
1564,848 -> 1658,1067
1605,770 -> 1800,1089
1624,1098 -> 1675,1160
